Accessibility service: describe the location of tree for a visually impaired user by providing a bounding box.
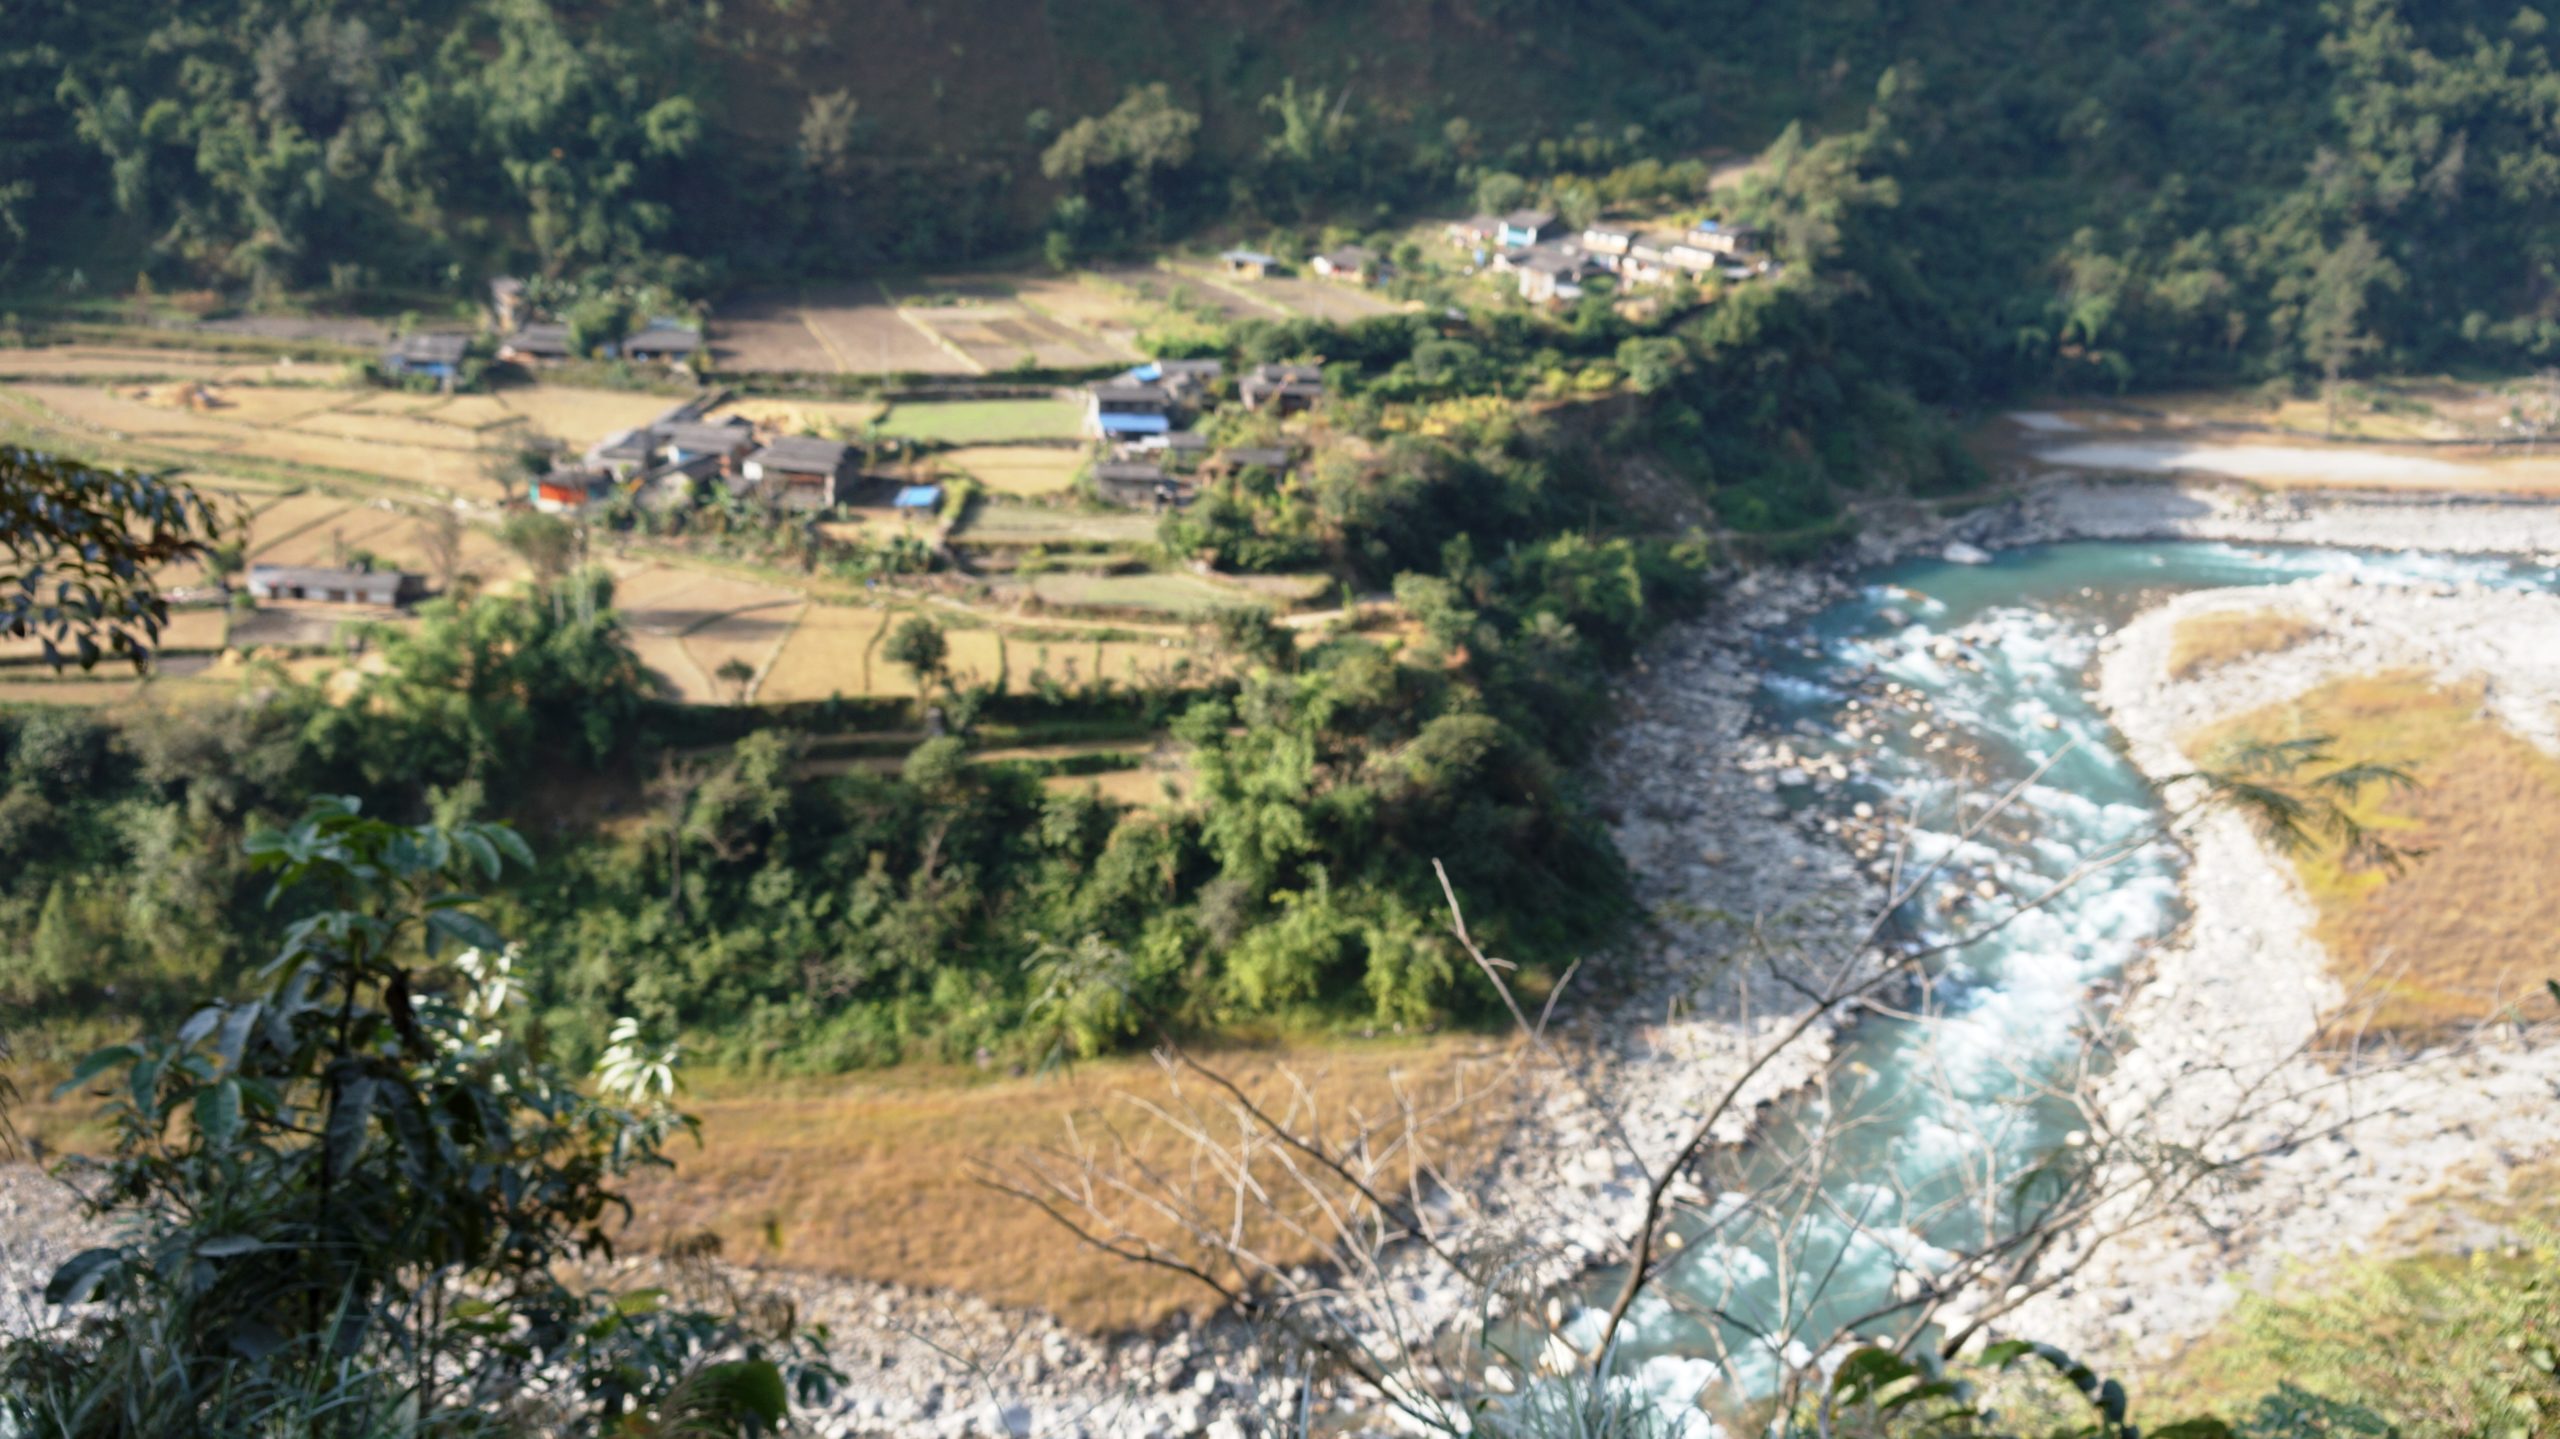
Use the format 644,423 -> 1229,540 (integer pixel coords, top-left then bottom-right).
883,615 -> 948,698
2,447 -> 223,671
2291,227 -> 2402,436
1040,84 -> 1200,240
499,510 -> 578,587
715,655 -> 756,706
0,799 -> 831,1432
414,507 -> 462,596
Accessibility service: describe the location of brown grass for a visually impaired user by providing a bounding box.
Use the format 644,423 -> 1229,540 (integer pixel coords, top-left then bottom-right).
620,1036 -> 1518,1332
2167,607 -> 2322,681
757,602 -> 893,701
2191,670 -> 2560,1039
678,604 -> 805,703
940,444 -> 1085,497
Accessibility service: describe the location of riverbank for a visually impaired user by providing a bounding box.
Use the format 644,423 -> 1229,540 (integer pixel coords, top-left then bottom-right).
1995,573 -> 2560,1369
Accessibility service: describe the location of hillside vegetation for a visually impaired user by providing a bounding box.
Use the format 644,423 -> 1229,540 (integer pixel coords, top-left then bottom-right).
9,0 -> 2560,397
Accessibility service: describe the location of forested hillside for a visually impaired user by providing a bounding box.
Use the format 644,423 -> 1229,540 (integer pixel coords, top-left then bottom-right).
10,0 -> 2560,391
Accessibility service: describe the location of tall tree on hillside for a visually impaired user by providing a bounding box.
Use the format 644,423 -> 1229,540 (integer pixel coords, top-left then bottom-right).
1040,84 -> 1200,243
2290,226 -> 2401,436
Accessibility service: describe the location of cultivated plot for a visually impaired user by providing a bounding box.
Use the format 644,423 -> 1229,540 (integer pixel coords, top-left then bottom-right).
950,503 -> 1160,547
757,602 -> 892,703
937,445 -> 1082,496
875,398 -> 1083,444
1013,571 -> 1259,618
1088,264 -> 1285,321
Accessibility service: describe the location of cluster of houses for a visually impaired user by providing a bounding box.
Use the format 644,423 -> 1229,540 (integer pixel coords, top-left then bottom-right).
379,279 -> 708,387
1219,245 -> 1383,286
557,400 -> 882,517
1078,358 -> 1323,509
1446,211 -> 1771,304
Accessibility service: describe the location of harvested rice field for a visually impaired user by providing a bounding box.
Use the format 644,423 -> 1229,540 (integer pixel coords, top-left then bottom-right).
936,445 -> 1083,496
755,603 -> 893,702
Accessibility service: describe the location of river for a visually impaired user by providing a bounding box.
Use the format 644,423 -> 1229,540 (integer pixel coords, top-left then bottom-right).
1566,539 -> 2560,1412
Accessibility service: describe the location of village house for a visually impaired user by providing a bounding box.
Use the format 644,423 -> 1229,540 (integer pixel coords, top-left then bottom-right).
1687,221 -> 1767,257
381,332 -> 469,386
621,321 -> 704,364
587,428 -> 661,481
658,418 -> 756,471
1122,357 -> 1222,407
1146,430 -> 1212,464
741,434 -> 855,511
246,563 -> 414,607
1219,249 -> 1282,280
1517,247 -> 1597,304
1580,224 -> 1639,270
1309,245 -> 1379,284
1205,444 -> 1297,482
499,322 -> 576,366
532,469 -> 613,514
1085,379 -> 1175,440
1239,362 -> 1324,414
1091,459 -> 1192,510
1445,214 -> 1501,251
1497,209 -> 1562,249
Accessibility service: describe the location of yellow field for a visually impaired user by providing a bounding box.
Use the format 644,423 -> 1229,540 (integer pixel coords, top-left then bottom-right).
756,602 -> 891,701
289,408 -> 492,450
403,393 -> 523,428
2194,671 -> 2560,1039
712,396 -> 884,435
679,606 -> 806,704
0,346 -> 309,382
254,506 -> 418,567
1042,766 -> 1191,808
609,563 -> 802,633
487,387 -> 675,442
2168,606 -> 2322,680
939,444 -> 1084,496
627,633 -> 708,702
619,1036 -> 1518,1332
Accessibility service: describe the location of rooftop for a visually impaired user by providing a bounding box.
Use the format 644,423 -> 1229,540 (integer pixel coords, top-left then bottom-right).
387,332 -> 470,364
751,434 -> 854,471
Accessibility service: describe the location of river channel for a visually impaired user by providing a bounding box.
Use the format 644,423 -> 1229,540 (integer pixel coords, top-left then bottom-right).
1573,539 -> 2560,1406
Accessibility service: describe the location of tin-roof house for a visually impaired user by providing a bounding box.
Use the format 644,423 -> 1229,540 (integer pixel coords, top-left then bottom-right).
1239,363 -> 1324,414
1497,210 -> 1562,249
246,564 -> 414,607
500,322 -> 576,365
742,435 -> 855,512
622,321 -> 703,363
382,332 -> 470,384
1085,379 -> 1175,440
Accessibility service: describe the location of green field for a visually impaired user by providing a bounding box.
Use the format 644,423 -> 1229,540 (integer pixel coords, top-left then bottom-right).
876,397 -> 1083,443
1020,571 -> 1265,617
951,502 -> 1162,547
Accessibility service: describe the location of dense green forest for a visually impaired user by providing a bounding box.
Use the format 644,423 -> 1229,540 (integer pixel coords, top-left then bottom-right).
11,0 -> 2560,388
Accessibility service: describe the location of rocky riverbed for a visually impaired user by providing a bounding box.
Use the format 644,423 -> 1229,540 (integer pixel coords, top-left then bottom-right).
1998,573 -> 2560,1365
